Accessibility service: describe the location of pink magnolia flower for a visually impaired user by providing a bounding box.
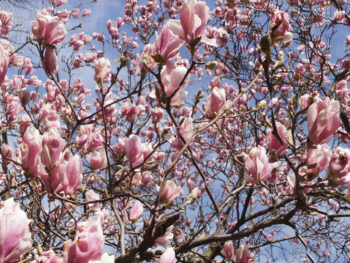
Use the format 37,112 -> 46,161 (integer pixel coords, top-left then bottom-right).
41,127 -> 64,168
172,117 -> 193,150
266,122 -> 290,156
221,241 -> 234,261
160,63 -> 189,105
20,127 -> 42,176
159,247 -> 176,263
0,43 -> 9,84
87,151 -> 107,170
269,9 -> 293,45
307,97 -> 341,145
153,24 -> 184,62
129,200 -> 143,221
124,135 -> 144,166
328,147 -> 350,186
155,226 -> 173,247
120,101 -> 140,121
235,245 -> 254,263
0,11 -> 12,36
152,107 -> 164,123
62,155 -> 82,195
64,215 -> 104,263
32,10 -> 67,46
0,198 -> 32,263
168,0 -> 210,45
299,94 -> 311,111
204,87 -> 226,116
159,180 -> 182,203
244,146 -> 277,184
86,190 -> 101,211
1,144 -> 13,164
306,144 -> 331,177
94,57 -> 111,84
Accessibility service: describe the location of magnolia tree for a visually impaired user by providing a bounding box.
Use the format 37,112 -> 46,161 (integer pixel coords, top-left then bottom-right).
0,0 -> 350,262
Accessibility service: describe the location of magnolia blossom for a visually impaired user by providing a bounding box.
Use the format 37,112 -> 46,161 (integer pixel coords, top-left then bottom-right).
32,10 -> 67,46
266,122 -> 290,156
172,117 -> 193,150
306,144 -> 331,177
129,200 -> 143,221
20,127 -> 42,177
0,198 -> 32,263
244,146 -> 277,184
155,226 -> 173,247
0,43 -> 9,84
62,155 -> 82,195
160,63 -> 189,105
270,9 -> 293,44
168,0 -> 210,45
124,135 -> 144,166
43,47 -> 58,75
64,216 -> 104,263
153,25 -> 184,62
94,57 -> 111,84
307,97 -> 341,145
41,127 -> 64,168
0,11 -> 12,36
159,247 -> 176,263
235,245 -> 254,263
221,241 -> 234,261
328,147 -> 350,186
204,87 -> 226,116
87,150 -> 107,170
159,180 -> 182,203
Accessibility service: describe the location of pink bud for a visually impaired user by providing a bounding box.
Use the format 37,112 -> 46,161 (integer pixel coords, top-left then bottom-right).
124,135 -> 144,166
41,128 -> 64,167
159,247 -> 176,263
307,98 -> 341,145
65,216 -> 104,263
0,43 -> 9,84
1,143 -> 13,164
94,57 -> 111,84
0,198 -> 32,262
20,127 -> 42,176
266,122 -> 290,156
63,155 -> 82,195
160,180 -> 182,203
129,200 -> 143,221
